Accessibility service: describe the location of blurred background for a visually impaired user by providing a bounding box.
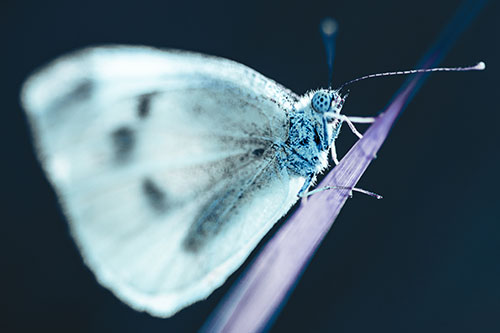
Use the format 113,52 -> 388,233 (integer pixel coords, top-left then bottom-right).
2,0 -> 499,332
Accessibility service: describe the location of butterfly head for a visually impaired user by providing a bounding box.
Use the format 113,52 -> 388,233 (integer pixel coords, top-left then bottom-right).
311,89 -> 346,116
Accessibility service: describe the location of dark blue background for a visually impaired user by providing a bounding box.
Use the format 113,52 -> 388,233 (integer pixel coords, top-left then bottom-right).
2,0 -> 499,332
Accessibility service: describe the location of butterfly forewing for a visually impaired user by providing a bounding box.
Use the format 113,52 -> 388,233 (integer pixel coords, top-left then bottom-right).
22,46 -> 305,316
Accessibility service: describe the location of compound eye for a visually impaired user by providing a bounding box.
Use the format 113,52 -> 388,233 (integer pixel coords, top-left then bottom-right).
311,91 -> 332,113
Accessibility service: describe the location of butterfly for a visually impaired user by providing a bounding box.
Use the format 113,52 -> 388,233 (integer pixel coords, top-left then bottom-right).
21,45 -> 481,317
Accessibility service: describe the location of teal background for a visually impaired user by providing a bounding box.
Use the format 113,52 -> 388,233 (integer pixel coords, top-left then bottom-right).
2,0 -> 499,332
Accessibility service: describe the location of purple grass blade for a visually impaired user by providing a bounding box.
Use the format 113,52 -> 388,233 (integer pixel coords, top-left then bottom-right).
202,1 -> 488,332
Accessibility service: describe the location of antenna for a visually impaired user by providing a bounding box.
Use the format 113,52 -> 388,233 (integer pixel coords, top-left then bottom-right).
320,17 -> 338,88
338,62 -> 485,90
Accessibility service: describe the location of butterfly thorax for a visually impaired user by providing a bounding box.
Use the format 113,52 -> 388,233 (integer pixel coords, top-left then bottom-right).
281,96 -> 342,179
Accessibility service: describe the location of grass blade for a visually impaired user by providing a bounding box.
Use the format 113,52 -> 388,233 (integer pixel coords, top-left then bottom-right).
202,0 -> 488,331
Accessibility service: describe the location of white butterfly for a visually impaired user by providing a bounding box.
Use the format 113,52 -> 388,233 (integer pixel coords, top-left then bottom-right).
20,45 -> 386,317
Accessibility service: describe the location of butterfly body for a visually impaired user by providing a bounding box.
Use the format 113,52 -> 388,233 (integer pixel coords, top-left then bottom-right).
21,45 -> 346,317
283,94 -> 343,195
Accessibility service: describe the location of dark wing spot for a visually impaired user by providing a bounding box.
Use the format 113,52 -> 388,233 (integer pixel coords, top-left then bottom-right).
111,126 -> 135,162
68,79 -> 93,101
137,93 -> 156,119
192,104 -> 203,114
142,178 -> 168,213
182,190 -> 234,252
252,148 -> 265,157
51,79 -> 93,110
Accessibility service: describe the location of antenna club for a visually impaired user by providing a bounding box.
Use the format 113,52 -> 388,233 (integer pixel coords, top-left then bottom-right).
319,17 -> 338,88
320,18 -> 338,36
476,61 -> 486,70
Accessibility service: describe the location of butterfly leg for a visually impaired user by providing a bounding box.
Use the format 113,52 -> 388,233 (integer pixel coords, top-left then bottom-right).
326,113 -> 376,139
342,116 -> 364,139
301,185 -> 382,203
346,116 -> 376,123
330,142 -> 339,165
343,115 -> 376,139
298,174 -> 316,205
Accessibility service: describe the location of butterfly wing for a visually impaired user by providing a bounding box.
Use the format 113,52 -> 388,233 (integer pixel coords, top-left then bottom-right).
21,46 -> 306,316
